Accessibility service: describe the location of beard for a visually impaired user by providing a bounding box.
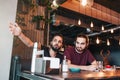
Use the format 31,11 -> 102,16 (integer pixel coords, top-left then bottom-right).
51,44 -> 61,52
75,47 -> 85,53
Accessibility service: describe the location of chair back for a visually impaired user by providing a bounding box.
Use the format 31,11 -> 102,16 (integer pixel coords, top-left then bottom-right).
9,56 -> 21,80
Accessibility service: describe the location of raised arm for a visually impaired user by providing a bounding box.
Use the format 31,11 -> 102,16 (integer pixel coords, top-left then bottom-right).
9,23 -> 34,47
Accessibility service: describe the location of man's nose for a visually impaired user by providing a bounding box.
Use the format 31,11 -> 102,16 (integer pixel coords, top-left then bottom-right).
55,41 -> 59,44
77,44 -> 82,47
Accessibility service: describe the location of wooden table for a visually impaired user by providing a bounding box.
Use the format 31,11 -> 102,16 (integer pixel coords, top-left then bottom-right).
17,69 -> 120,80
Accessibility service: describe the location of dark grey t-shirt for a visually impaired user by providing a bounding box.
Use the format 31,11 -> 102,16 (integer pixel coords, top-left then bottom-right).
41,46 -> 63,64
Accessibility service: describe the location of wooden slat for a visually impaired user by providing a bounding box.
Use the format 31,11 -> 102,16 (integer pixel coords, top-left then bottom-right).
61,0 -> 120,25
12,0 -> 45,59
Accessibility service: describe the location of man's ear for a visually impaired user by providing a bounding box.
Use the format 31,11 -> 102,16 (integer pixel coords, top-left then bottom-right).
86,43 -> 89,47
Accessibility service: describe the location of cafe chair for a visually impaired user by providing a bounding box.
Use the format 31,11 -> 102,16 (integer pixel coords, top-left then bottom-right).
9,56 -> 21,80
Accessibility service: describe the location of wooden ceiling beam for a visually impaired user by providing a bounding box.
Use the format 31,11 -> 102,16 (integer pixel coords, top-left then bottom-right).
60,0 -> 120,25
55,14 -> 100,31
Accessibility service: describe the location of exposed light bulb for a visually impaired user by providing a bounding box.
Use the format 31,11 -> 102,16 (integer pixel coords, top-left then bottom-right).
110,29 -> 114,33
107,39 -> 110,46
96,37 -> 100,44
81,0 -> 87,6
53,0 -> 58,7
90,21 -> 94,27
51,0 -> 59,10
81,0 -> 94,7
101,25 -> 104,31
78,19 -> 81,25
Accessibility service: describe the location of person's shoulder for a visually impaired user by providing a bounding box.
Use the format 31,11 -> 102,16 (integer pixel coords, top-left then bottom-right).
41,45 -> 49,50
57,52 -> 64,59
57,52 -> 63,56
66,46 -> 74,50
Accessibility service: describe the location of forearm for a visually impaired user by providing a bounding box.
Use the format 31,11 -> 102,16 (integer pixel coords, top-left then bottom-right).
68,64 -> 97,71
68,64 -> 89,70
18,32 -> 34,47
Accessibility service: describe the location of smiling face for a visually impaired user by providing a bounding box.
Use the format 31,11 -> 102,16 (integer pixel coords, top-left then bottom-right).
50,35 -> 63,52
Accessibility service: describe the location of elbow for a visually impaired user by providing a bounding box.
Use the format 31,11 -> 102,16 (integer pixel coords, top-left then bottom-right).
27,44 -> 32,47
26,42 -> 34,48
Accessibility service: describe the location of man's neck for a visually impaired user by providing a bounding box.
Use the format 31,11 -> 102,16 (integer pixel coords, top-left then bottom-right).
49,48 -> 57,57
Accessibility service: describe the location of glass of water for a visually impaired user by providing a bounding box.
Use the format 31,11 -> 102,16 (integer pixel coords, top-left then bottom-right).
97,61 -> 103,71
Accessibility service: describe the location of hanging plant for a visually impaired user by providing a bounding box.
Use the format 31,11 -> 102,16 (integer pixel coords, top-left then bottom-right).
36,0 -> 58,10
31,0 -> 66,30
31,15 -> 44,30
32,15 -> 44,22
16,0 -> 36,27
36,0 -> 50,6
16,13 -> 27,26
36,0 -> 66,9
31,15 -> 52,30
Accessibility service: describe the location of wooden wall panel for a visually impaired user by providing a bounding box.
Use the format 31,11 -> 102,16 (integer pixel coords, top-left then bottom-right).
12,0 -> 45,59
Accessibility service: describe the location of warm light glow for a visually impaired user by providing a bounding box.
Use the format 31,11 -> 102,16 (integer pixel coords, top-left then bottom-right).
107,39 -> 110,46
110,29 -> 114,33
80,0 -> 94,7
51,0 -> 59,10
78,19 -> 81,25
101,25 -> 104,31
87,0 -> 94,6
81,0 -> 87,6
96,37 -> 100,44
90,21 -> 94,27
53,0 -> 58,7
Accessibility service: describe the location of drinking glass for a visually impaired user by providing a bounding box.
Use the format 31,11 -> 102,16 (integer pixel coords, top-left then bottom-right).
97,61 -> 103,71
113,65 -> 116,71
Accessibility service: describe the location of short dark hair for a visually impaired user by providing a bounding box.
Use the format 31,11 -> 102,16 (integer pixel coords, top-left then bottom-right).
51,33 -> 64,44
75,34 -> 89,44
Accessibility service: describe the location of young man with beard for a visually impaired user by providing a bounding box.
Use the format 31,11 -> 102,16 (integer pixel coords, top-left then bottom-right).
64,34 -> 97,71
9,23 -> 63,64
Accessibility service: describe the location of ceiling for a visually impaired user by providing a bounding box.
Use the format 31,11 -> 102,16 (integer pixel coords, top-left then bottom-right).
50,0 -> 120,45
94,0 -> 120,13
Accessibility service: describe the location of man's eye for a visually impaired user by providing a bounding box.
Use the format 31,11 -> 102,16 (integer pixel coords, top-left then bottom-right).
81,43 -> 85,45
59,41 -> 62,43
53,39 -> 57,42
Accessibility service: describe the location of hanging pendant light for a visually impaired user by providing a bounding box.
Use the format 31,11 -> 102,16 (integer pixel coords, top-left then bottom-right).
90,21 -> 94,27
107,39 -> 110,46
78,1 -> 82,25
81,0 -> 87,6
96,37 -> 100,44
110,29 -> 114,33
78,19 -> 81,25
81,0 -> 94,7
101,25 -> 104,31
51,0 -> 59,10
